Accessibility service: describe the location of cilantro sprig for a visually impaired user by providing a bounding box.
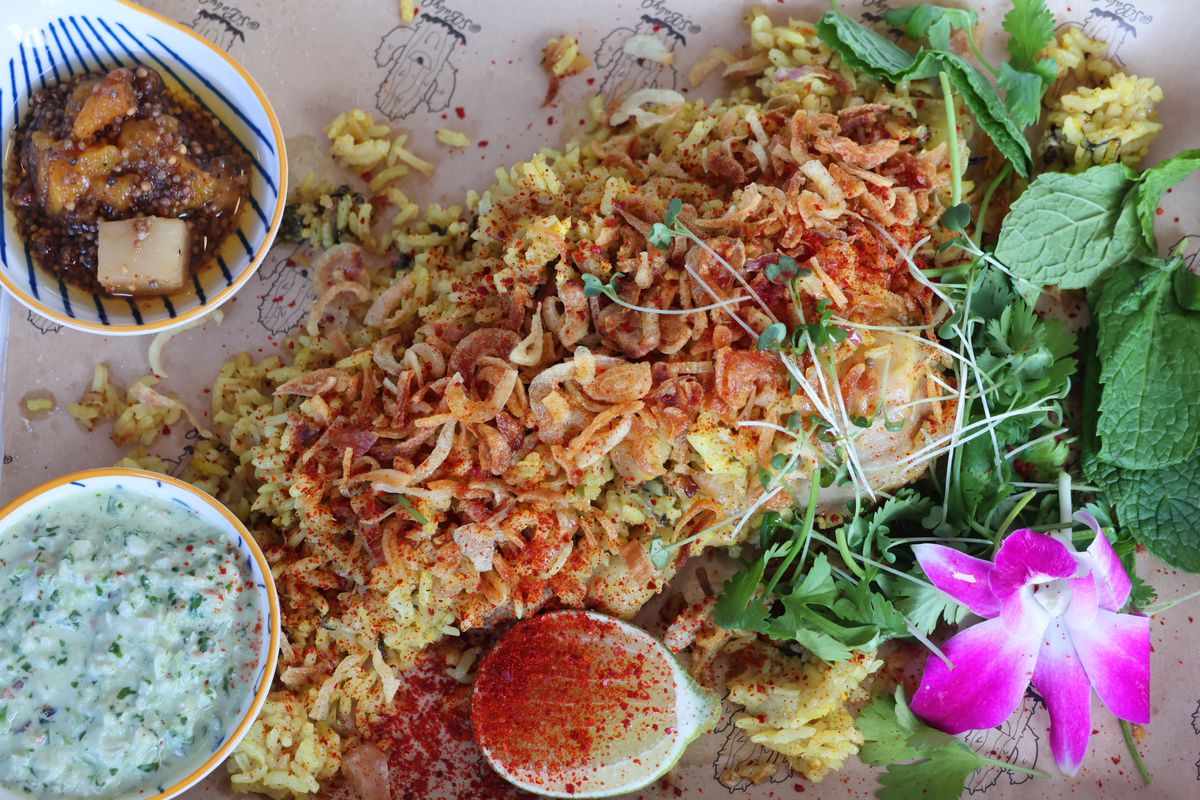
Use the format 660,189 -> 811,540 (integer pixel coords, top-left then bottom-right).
858,687 -> 1048,800
713,479 -> 960,660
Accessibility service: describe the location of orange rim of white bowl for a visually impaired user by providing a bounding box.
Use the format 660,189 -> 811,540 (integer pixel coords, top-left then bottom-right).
0,0 -> 288,335
0,467 -> 281,799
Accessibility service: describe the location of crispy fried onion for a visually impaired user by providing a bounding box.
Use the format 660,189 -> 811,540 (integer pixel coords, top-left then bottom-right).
509,303 -> 545,366
347,419 -> 457,491
623,34 -> 674,65
307,281 -> 371,336
544,280 -> 590,347
312,243 -> 369,291
714,347 -> 783,409
363,275 -> 412,329
449,329 -> 521,383
609,411 -> 670,482
529,361 -> 588,444
128,381 -> 213,439
445,364 -> 518,423
566,400 -> 643,469
583,361 -> 652,403
453,522 -> 505,572
609,88 -> 686,128
275,368 -> 349,397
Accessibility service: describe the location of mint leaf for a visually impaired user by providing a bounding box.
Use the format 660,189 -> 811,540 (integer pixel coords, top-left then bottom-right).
1094,256 -> 1200,469
996,164 -> 1146,289
1082,335 -> 1200,572
908,51 -> 1032,178
1135,149 -> 1200,249
816,12 -> 1032,177
883,5 -> 977,52
1176,265 -> 1200,312
817,11 -> 916,76
997,62 -> 1044,128
1086,449 -> 1200,573
1003,0 -> 1057,72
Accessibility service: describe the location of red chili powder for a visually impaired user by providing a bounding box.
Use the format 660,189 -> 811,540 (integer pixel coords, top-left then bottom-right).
471,612 -> 676,789
327,656 -> 531,800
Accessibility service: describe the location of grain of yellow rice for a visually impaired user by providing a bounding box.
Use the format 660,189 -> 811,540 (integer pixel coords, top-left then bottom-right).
436,128 -> 471,148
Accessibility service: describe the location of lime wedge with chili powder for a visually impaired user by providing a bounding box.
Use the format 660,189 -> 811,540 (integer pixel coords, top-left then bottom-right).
471,610 -> 721,798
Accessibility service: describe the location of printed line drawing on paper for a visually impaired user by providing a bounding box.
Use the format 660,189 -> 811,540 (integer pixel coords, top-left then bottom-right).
374,1 -> 480,120
963,691 -> 1043,794
595,7 -> 699,104
187,1 -> 261,52
257,243 -> 313,337
711,698 -> 793,792
1057,3 -> 1154,67
26,309 -> 62,335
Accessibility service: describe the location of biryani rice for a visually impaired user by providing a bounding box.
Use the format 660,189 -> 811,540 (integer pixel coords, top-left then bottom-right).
1040,26 -> 1163,170
74,10 -> 1165,798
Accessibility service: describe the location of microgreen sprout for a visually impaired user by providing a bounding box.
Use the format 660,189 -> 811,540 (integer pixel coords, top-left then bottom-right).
645,197 -> 876,500
757,322 -> 787,351
648,197 -> 684,250
765,255 -> 809,284
581,271 -> 750,316
940,202 -> 971,233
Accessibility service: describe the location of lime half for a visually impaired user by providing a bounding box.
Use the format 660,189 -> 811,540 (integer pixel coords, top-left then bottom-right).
471,610 -> 721,798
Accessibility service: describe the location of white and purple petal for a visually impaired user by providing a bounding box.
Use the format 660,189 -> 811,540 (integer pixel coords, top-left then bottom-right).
1077,511 -> 1132,612
910,617 -> 1039,734
1063,573 -> 1099,630
1032,617 -> 1094,776
1070,608 -> 1151,724
990,530 -> 1080,602
999,583 -> 1053,639
912,543 -> 1001,619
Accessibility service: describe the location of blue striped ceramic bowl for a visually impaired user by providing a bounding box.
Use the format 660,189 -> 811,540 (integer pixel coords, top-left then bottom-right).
0,0 -> 286,334
0,468 -> 280,800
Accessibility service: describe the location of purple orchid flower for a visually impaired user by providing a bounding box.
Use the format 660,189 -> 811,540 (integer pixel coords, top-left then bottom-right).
908,514 -> 1150,775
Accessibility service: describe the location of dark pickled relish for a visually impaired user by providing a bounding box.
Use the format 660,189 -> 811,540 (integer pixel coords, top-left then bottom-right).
4,65 -> 250,294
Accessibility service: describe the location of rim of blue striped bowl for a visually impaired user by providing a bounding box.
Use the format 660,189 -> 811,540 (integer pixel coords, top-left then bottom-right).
0,467 -> 280,800
0,0 -> 287,335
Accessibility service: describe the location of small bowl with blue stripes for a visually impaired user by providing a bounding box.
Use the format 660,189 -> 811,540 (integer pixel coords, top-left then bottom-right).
0,0 -> 286,334
0,468 -> 280,800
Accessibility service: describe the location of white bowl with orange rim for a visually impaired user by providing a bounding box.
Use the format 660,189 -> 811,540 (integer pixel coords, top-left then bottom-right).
0,468 -> 279,800
0,0 -> 286,334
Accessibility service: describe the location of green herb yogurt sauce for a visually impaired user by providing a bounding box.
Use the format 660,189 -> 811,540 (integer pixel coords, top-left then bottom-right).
0,488 -> 263,797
